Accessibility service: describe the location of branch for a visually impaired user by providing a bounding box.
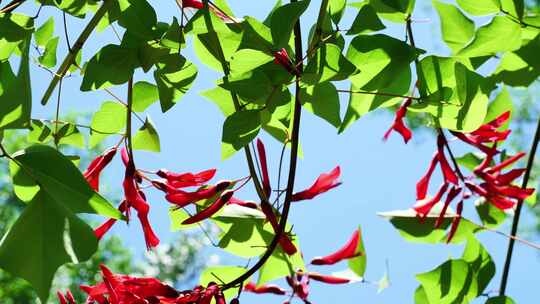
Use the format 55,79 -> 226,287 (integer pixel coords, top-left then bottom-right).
0,0 -> 26,13
126,78 -> 135,165
499,114 -> 540,295
41,0 -> 112,105
222,0 -> 323,291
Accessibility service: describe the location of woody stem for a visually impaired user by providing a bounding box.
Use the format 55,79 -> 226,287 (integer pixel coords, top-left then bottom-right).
499,114 -> 540,295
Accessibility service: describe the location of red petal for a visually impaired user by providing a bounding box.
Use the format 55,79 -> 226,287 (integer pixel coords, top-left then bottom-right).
437,135 -> 459,185
307,272 -> 351,284
292,166 -> 341,202
157,168 -> 216,188
446,201 -> 463,243
414,182 -> 449,217
260,201 -> 297,255
257,139 -> 272,198
311,230 -> 361,265
182,0 -> 204,9
435,186 -> 462,228
495,168 -> 526,185
182,190 -> 234,224
57,292 -> 67,304
486,152 -> 526,174
227,197 -> 258,209
489,195 -> 516,210
244,282 -> 287,295
83,147 -> 117,191
383,98 -> 413,143
416,153 -> 439,200
487,111 -> 511,128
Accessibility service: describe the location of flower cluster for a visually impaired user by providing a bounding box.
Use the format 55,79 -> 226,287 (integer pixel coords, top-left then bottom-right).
386,110 -> 536,242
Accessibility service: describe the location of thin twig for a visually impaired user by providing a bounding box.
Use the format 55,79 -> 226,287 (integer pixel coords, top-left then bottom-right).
499,114 -> 540,295
0,0 -> 25,13
337,89 -> 421,101
63,12 -> 72,52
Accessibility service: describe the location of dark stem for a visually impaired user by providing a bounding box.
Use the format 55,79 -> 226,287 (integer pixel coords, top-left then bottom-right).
222,0 -> 311,290
499,115 -> 540,295
0,0 -> 25,13
126,78 -> 135,165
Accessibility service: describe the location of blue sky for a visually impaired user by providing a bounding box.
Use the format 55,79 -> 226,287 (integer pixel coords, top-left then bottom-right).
19,0 -> 540,303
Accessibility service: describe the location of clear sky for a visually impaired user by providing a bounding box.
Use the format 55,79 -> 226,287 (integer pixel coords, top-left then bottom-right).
19,0 -> 539,303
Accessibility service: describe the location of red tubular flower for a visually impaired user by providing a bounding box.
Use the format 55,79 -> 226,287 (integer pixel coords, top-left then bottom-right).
65,290 -> 75,304
437,135 -> 459,185
182,190 -> 235,224
273,48 -> 299,76
495,168 -> 526,185
485,152 -> 526,174
214,291 -> 226,304
311,230 -> 361,265
260,201 -> 298,255
124,159 -> 160,249
487,111 -> 511,128
156,168 -> 216,188
446,200 -> 463,243
181,0 -> 239,22
292,166 -> 341,202
244,282 -> 287,295
416,153 -> 439,200
435,186 -> 462,228
307,272 -> 351,284
414,182 -> 449,218
83,147 -> 117,191
452,131 -> 497,155
95,201 -> 127,240
383,98 -> 413,143
57,292 -> 67,304
482,183 -> 535,200
165,180 -> 231,208
257,139 -> 272,198
227,197 -> 258,209
182,0 -> 204,9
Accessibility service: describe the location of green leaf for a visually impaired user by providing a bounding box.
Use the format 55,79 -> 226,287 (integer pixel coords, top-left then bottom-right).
169,207 -> 199,231
302,43 -> 358,85
493,35 -> 540,87
117,0 -> 157,39
220,70 -> 273,103
414,286 -> 430,304
340,34 -> 418,132
378,209 -> 480,244
301,82 -> 341,128
201,86 -> 237,116
89,101 -> 126,148
132,81 -> 159,112
462,237 -> 495,295
501,0 -> 523,20
240,16 -> 273,52
458,16 -> 522,57
81,44 -> 139,91
347,3 -> 386,35
0,38 -> 31,130
416,259 -> 478,304
410,57 -> 490,132
154,54 -> 198,112
56,123 -> 85,148
270,0 -> 311,48
133,116 -> 160,152
38,36 -> 59,68
433,0 -> 475,53
27,119 -> 53,144
34,17 -> 54,47
348,226 -> 367,277
0,191 -> 98,303
9,159 -> 40,203
39,0 -> 94,18
329,0 -> 347,24
160,17 -> 184,50
200,266 -> 247,299
475,198 -> 507,229
10,145 -> 122,219
456,152 -> 483,171
258,237 -> 305,285
486,296 -> 516,304
368,0 -> 416,23
484,87 -> 512,129
221,110 -> 262,159
456,0 -> 500,16
229,49 -> 274,75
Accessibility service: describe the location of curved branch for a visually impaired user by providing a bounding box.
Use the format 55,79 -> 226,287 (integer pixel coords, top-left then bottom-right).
41,0 -> 112,105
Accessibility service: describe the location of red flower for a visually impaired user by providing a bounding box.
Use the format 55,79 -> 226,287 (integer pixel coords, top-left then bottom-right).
181,0 -> 239,23
416,153 -> 439,200
435,186 -> 462,228
156,168 -> 216,188
437,135 -> 459,185
307,272 -> 350,284
83,147 -> 117,191
165,180 -> 231,208
257,139 -> 272,198
273,48 -> 299,76
292,166 -> 341,202
413,182 -> 449,218
227,197 -> 258,209
244,282 -> 287,295
182,190 -> 234,224
446,200 -> 463,243
311,229 -> 361,265
94,201 -> 127,240
81,264 -> 179,304
383,98 -> 413,143
485,152 -> 526,174
56,291 -> 75,304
